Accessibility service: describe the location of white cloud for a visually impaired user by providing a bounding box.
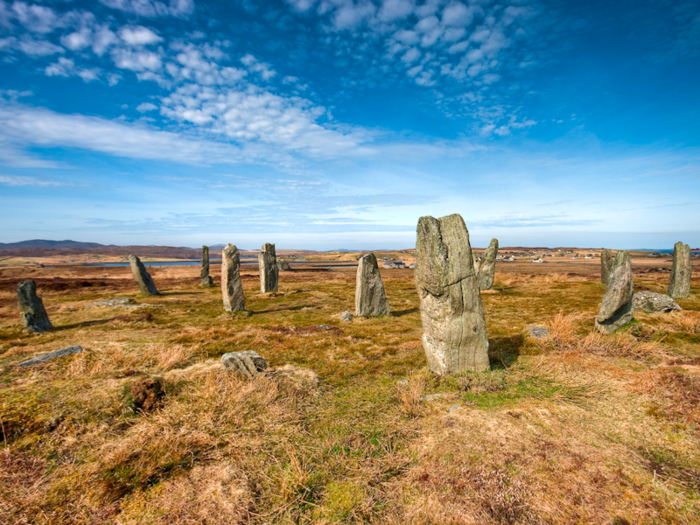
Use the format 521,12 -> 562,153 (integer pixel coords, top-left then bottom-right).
136,102 -> 158,112
45,57 -> 100,82
112,47 -> 163,71
378,0 -> 414,22
240,54 -> 275,80
17,35 -> 63,56
332,1 -> 377,31
11,1 -> 58,33
99,0 -> 194,18
442,3 -> 475,27
401,46 -> 420,63
0,174 -> 74,186
119,25 -> 162,45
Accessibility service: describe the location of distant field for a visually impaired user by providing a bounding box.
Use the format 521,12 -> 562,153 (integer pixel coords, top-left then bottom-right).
1,253 -> 699,524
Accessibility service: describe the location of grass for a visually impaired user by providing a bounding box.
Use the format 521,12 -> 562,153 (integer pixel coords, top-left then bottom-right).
0,263 -> 699,523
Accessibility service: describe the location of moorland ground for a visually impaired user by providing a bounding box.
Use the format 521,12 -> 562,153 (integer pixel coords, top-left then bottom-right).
1,253 -> 700,524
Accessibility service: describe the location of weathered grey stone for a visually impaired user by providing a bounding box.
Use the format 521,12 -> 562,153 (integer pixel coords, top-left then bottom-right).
355,253 -> 391,317
668,241 -> 692,299
477,238 -> 499,291
595,250 -> 634,333
633,291 -> 681,313
259,243 -> 279,293
18,345 -> 83,367
277,260 -> 292,271
601,248 -> 614,286
85,297 -> 135,308
17,280 -> 52,333
221,350 -> 267,377
200,245 -> 214,287
339,310 -> 354,323
221,244 -> 246,312
415,214 -> 489,375
128,255 -> 159,295
528,327 -> 551,339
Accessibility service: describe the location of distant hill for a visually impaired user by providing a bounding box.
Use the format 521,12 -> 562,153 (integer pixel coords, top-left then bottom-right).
0,239 -> 110,251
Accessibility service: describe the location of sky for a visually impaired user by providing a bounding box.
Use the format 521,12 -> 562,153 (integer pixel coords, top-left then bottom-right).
0,0 -> 699,250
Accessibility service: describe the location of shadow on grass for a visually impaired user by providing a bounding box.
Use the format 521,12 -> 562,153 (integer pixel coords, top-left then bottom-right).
55,318 -> 115,330
391,308 -> 419,317
488,334 -> 526,369
252,304 -> 316,314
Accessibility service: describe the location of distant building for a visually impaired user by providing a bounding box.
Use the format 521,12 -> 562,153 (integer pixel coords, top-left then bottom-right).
503,256 -> 515,262
533,258 -> 543,263
383,261 -> 406,269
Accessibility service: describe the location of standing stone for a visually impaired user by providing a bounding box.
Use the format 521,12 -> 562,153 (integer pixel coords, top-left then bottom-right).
128,255 -> 159,295
222,244 -> 246,312
355,253 -> 391,317
200,245 -> 214,287
595,250 -> 634,333
415,214 -> 489,375
278,260 -> 292,271
668,241 -> 692,299
17,280 -> 53,333
601,248 -> 614,286
259,243 -> 279,293
477,238 -> 499,291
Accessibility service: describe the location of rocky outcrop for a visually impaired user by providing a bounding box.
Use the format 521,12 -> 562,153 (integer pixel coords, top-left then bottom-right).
221,244 -> 246,312
355,253 -> 391,316
128,255 -> 159,295
477,238 -> 498,291
200,245 -> 214,287
17,280 -> 53,333
601,249 -> 614,286
595,251 -> 634,333
633,291 -> 681,313
17,345 -> 82,366
415,214 -> 489,374
668,241 -> 692,299
221,350 -> 267,377
259,243 -> 279,293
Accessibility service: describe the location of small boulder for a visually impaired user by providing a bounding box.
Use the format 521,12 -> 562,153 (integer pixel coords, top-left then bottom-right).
528,327 -> 551,339
221,350 -> 267,377
339,311 -> 354,323
128,377 -> 164,413
17,345 -> 83,367
633,291 -> 681,313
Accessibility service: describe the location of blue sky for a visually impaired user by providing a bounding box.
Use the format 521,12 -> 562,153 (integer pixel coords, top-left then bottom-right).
0,0 -> 698,249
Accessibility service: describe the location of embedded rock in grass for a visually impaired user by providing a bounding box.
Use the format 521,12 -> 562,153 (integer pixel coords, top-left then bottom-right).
17,280 -> 53,333
17,345 -> 83,367
355,253 -> 391,317
128,254 -> 159,295
221,350 -> 267,378
129,377 -> 164,413
86,297 -> 135,308
633,291 -> 681,313
595,250 -> 634,333
477,238 -> 499,291
200,245 -> 214,287
339,310 -> 354,323
601,248 -> 615,286
278,260 -> 292,271
415,214 -> 489,375
528,327 -> 551,339
668,241 -> 692,299
259,243 -> 279,293
221,244 -> 246,312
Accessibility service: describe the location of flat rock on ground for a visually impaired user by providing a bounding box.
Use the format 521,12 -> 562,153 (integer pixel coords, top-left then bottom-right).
633,291 -> 681,313
18,345 -> 83,367
221,350 -> 267,377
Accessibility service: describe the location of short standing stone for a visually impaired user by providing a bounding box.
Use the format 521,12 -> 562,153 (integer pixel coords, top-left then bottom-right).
595,250 -> 634,333
221,350 -> 267,377
601,248 -> 614,286
200,245 -> 214,287
259,243 -> 279,293
339,310 -> 354,323
633,291 -> 681,313
355,253 -> 391,317
278,260 -> 292,271
128,255 -> 159,295
17,345 -> 82,366
668,241 -> 692,299
477,238 -> 499,291
415,214 -> 489,374
17,280 -> 53,333
221,244 -> 246,312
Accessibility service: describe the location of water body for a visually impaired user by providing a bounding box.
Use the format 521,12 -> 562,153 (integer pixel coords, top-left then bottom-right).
80,260 -> 358,269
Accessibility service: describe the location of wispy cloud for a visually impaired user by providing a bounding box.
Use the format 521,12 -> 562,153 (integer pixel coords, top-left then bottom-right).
0,174 -> 77,186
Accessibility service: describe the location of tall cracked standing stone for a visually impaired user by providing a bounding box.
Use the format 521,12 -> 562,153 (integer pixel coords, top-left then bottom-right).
17,280 -> 53,333
477,238 -> 499,291
128,255 -> 159,295
668,241 -> 692,299
595,250 -> 634,333
415,214 -> 489,375
601,248 -> 614,286
222,244 -> 246,312
259,243 -> 279,293
200,245 -> 214,287
355,253 -> 391,317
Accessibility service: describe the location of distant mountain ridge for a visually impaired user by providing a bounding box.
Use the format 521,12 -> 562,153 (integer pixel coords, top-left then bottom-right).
0,239 -> 112,251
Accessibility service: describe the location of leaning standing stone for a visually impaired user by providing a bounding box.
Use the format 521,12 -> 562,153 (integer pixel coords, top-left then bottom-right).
355,253 -> 391,316
668,241 -> 692,299
222,244 -> 246,312
477,238 -> 499,290
259,243 -> 279,293
128,255 -> 159,295
200,245 -> 214,287
17,280 -> 53,333
415,214 -> 489,374
601,248 -> 614,286
595,250 -> 634,333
